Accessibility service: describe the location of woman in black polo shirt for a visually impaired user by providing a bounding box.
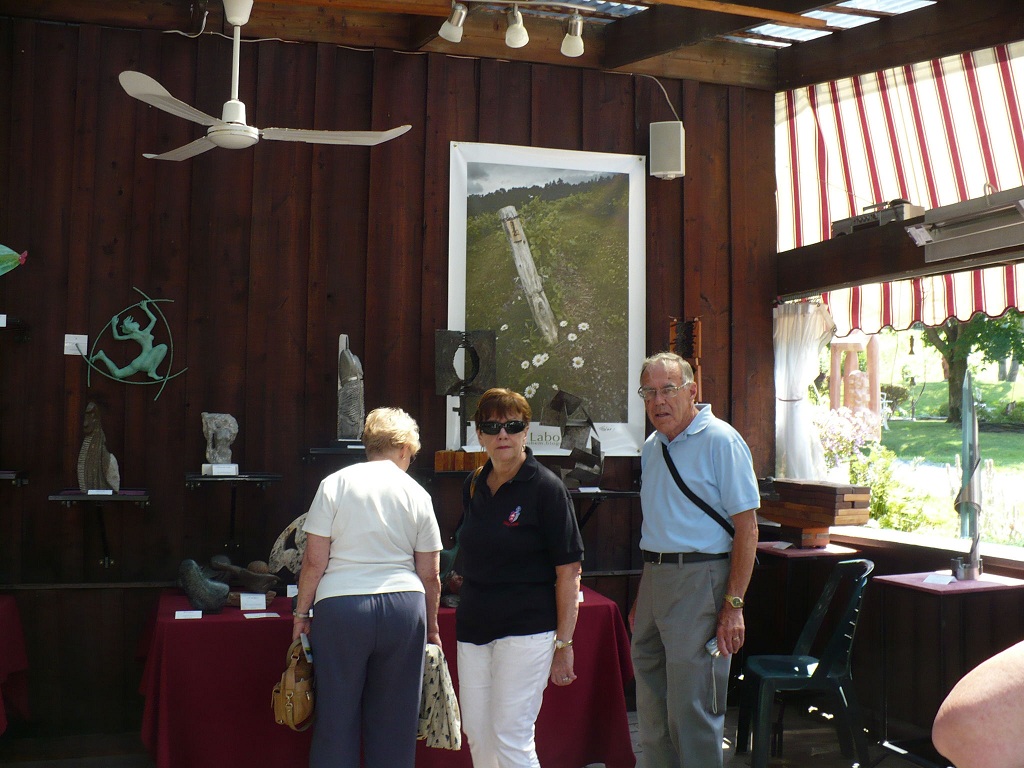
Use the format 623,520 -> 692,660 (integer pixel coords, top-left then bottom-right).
456,387 -> 584,768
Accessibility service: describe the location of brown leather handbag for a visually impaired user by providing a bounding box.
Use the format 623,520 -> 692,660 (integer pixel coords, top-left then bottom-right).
272,637 -> 314,731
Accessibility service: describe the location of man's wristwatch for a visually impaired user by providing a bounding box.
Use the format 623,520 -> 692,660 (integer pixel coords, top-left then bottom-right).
723,594 -> 745,609
554,638 -> 574,650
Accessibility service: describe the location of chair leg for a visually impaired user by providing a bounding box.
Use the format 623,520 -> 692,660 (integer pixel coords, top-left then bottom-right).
770,698 -> 787,757
736,674 -> 755,754
751,682 -> 778,768
832,692 -> 856,757
836,678 -> 873,767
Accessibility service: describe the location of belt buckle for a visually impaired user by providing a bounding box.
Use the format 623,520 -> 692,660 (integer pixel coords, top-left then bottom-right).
652,551 -> 664,565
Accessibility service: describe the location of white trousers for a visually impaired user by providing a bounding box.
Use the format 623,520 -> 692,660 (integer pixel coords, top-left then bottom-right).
457,631 -> 556,768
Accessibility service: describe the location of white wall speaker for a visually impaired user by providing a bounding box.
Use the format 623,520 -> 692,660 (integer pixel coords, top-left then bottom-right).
649,121 -> 685,180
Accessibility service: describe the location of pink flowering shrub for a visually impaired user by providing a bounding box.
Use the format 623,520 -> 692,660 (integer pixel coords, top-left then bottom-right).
812,407 -> 881,469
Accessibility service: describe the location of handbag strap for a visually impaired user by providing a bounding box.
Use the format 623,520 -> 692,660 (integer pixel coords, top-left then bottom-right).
660,442 -> 734,538
453,465 -> 485,543
282,640 -> 314,731
441,466 -> 484,580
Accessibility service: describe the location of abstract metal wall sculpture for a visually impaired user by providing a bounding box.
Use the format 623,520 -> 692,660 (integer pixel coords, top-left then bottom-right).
541,389 -> 603,489
83,287 -> 186,401
435,330 -> 496,447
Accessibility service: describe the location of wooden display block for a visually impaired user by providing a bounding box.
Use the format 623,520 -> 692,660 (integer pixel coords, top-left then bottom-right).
434,450 -> 489,472
760,486 -> 871,548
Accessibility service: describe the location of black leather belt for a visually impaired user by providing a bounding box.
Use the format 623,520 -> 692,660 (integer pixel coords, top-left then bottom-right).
641,550 -> 729,565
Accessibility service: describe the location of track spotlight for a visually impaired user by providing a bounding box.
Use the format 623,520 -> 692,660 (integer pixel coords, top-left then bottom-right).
560,13 -> 584,57
438,3 -> 468,43
505,5 -> 529,49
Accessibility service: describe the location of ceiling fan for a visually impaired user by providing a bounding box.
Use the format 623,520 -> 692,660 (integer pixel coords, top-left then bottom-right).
119,0 -> 411,161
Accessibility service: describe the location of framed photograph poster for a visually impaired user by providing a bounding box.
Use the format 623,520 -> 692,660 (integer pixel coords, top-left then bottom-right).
447,141 -> 646,456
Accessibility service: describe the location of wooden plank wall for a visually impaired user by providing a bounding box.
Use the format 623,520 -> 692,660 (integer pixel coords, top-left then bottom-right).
0,17 -> 776,734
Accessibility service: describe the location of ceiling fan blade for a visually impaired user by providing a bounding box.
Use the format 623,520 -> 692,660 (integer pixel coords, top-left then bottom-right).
260,125 -> 412,147
143,136 -> 218,161
119,71 -> 220,127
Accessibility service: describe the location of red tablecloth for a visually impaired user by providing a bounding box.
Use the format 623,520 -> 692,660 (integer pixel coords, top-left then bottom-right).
141,587 -> 635,768
0,594 -> 30,734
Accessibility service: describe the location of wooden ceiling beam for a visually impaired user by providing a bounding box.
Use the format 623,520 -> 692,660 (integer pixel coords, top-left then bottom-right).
260,0 -> 450,17
776,0 -> 1024,89
647,0 -> 825,30
0,0 -> 193,31
612,36 -> 775,89
776,217 -> 1024,299
602,0 -> 813,71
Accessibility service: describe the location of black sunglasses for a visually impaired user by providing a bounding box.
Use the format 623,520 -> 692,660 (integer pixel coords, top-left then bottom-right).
478,420 -> 528,435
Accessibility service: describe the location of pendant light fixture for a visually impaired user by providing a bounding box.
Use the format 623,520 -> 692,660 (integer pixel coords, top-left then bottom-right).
438,3 -> 468,43
560,13 -> 584,57
505,5 -> 529,49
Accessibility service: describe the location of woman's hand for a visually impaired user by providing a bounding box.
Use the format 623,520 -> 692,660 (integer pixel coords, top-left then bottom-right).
292,616 -> 311,642
428,630 -> 442,648
550,646 -> 577,686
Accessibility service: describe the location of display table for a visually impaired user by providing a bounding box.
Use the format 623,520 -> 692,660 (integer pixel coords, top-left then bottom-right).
875,571 -> 1024,765
184,472 -> 281,553
570,488 -> 640,531
0,595 -> 29,734
421,587 -> 636,768
48,489 -> 150,568
140,587 -> 635,768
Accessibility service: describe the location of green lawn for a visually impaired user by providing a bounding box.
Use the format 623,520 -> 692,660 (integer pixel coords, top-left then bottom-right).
900,379 -> 1024,420
882,419 -> 1024,470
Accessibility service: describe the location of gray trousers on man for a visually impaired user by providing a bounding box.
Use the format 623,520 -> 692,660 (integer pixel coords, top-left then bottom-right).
309,591 -> 426,768
631,558 -> 732,768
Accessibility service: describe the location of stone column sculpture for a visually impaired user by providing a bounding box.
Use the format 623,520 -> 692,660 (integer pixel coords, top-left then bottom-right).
77,402 -> 121,493
337,334 -> 365,441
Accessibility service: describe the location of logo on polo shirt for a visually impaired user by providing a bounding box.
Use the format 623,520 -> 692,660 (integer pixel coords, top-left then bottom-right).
505,506 -> 522,527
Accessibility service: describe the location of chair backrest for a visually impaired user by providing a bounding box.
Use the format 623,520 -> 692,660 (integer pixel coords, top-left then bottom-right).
792,558 -> 875,680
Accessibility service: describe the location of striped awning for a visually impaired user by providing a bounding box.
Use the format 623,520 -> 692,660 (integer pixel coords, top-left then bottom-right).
777,41 -> 1024,337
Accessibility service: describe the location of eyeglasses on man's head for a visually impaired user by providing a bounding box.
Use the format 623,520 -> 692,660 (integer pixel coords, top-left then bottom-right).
637,384 -> 687,401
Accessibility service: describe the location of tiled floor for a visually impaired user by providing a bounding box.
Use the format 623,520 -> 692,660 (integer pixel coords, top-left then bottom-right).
586,707 -> 944,768
2,706 -> 946,767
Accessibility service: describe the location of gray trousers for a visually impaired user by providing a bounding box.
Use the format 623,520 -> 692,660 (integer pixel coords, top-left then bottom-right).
631,559 -> 732,768
309,591 -> 426,768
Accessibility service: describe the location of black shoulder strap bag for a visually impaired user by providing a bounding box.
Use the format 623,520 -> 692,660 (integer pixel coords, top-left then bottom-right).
660,442 -> 735,538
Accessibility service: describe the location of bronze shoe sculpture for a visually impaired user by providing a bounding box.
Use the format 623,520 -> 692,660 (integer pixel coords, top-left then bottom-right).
178,559 -> 229,613
209,554 -> 280,593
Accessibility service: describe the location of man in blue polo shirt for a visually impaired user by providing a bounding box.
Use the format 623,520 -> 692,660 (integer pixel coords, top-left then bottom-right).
629,351 -> 760,767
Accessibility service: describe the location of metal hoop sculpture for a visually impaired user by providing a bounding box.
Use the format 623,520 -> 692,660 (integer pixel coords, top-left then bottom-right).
82,287 -> 187,401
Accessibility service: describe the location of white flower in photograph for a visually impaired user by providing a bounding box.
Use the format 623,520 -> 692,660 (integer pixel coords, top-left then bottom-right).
552,384 -> 560,390
521,360 -> 530,369
572,357 -> 585,369
577,322 -> 590,331
500,324 -> 509,332
524,383 -> 538,398
567,333 -> 578,342
532,353 -> 549,367
559,320 -> 568,327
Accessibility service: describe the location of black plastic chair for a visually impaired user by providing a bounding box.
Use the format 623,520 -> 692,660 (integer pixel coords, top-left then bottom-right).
736,558 -> 875,768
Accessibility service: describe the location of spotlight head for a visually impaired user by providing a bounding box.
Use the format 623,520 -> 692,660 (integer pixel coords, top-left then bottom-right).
505,6 -> 529,49
438,3 -> 468,43
560,13 -> 584,57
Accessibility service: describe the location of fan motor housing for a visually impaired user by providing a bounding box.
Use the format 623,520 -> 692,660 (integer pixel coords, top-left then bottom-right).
208,124 -> 259,149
